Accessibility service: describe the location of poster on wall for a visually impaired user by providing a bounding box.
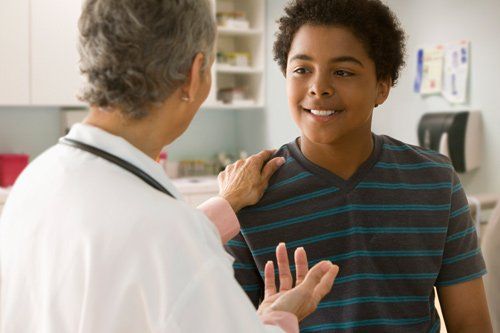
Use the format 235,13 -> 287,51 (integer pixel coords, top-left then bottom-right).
442,40 -> 470,104
415,45 -> 445,95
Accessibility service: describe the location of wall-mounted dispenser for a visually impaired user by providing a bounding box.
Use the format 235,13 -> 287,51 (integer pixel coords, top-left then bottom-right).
417,111 -> 482,173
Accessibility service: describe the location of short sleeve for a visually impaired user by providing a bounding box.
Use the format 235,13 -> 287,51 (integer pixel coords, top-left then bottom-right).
225,232 -> 264,307
435,171 -> 486,287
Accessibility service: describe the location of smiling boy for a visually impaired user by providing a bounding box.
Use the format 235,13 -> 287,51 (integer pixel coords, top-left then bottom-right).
225,0 -> 492,332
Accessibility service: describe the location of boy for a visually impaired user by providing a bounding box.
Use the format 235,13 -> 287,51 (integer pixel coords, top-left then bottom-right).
225,0 -> 492,331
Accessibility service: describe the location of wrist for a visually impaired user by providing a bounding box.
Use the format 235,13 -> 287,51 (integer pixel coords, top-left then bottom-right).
220,194 -> 243,213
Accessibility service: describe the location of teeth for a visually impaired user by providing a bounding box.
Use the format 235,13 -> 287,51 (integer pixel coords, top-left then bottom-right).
310,109 -> 336,116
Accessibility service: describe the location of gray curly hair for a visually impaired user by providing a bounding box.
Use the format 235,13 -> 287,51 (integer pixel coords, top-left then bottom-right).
78,0 -> 216,119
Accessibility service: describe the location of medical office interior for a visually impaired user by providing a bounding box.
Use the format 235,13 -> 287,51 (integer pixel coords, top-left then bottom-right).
0,0 -> 499,332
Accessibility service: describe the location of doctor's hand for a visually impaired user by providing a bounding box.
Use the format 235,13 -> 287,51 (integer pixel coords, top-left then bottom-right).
257,243 -> 339,322
218,150 -> 285,213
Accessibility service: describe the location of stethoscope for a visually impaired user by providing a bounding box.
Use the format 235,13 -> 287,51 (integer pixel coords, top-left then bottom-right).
59,138 -> 175,198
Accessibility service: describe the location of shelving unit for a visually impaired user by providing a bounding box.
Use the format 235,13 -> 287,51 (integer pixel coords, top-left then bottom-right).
205,0 -> 266,110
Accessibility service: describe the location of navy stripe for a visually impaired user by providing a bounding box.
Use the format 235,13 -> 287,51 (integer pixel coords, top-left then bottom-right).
442,248 -> 481,265
383,143 -> 439,155
240,250 -> 444,274
375,162 -> 452,170
446,226 -> 476,243
317,296 -> 429,308
241,284 -> 260,292
242,204 -> 451,235
450,205 -> 470,218
250,227 -> 448,256
226,240 -> 247,248
267,171 -> 312,191
435,269 -> 487,286
301,316 -> 430,331
249,187 -> 339,212
335,273 -> 438,284
356,182 -> 452,190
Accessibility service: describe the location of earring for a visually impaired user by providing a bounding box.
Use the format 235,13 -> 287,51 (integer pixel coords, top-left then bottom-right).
181,95 -> 191,102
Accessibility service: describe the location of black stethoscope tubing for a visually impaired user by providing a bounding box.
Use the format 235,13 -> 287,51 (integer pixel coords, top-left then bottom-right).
59,138 -> 175,198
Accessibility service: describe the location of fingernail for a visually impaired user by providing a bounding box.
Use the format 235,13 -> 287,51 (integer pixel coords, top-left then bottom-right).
321,261 -> 333,273
277,157 -> 286,166
279,242 -> 286,247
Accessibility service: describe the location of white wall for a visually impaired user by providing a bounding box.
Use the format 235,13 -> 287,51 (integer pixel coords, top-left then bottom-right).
0,107 -> 239,161
260,0 -> 500,195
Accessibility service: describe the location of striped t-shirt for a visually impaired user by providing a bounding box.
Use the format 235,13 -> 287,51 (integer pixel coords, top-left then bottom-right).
225,134 -> 485,333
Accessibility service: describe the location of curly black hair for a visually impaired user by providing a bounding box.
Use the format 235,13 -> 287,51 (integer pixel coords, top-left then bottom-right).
273,0 -> 406,86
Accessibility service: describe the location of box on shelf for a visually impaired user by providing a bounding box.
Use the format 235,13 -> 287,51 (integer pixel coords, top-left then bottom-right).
216,11 -> 250,30
0,154 -> 29,187
217,51 -> 251,67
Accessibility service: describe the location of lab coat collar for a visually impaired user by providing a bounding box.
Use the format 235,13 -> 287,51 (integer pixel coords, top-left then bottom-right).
64,123 -> 183,200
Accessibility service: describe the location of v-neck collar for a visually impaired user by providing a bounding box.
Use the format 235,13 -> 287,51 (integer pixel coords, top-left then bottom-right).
287,133 -> 382,193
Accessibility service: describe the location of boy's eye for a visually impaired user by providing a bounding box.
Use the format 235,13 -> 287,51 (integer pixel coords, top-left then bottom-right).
293,67 -> 309,74
334,70 -> 353,77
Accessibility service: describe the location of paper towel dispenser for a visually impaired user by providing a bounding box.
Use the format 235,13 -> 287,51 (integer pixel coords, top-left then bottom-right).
417,111 -> 482,173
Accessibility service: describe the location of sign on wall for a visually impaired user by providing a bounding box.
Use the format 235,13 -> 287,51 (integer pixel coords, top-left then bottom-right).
414,40 -> 470,104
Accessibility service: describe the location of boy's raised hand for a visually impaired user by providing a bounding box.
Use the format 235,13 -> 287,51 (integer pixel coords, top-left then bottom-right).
257,243 -> 339,321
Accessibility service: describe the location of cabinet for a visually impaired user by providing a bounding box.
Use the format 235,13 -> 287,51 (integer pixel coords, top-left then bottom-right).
0,0 -> 84,106
205,0 -> 266,110
30,0 -> 85,106
0,0 -> 265,109
0,0 -> 30,105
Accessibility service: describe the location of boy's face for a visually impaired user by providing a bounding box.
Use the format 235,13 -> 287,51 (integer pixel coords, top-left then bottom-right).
286,24 -> 390,146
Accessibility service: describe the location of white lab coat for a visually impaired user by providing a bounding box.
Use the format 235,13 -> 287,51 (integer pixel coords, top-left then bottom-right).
0,124 -> 285,333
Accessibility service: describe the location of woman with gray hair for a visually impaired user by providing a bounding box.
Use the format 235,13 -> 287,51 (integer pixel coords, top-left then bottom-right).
0,0 -> 338,332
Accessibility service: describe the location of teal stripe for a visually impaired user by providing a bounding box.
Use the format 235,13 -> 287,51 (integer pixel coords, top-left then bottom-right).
267,172 -> 312,191
226,240 -> 246,248
301,316 -> 430,331
254,251 -> 443,275
383,144 -> 439,155
233,262 -> 256,269
310,250 -> 443,265
375,162 -> 452,170
250,187 -> 339,211
241,284 -> 260,292
317,296 -> 429,308
452,183 -> 463,193
442,248 -> 481,265
285,156 -> 294,164
429,319 -> 440,333
450,205 -> 470,218
252,227 -> 447,256
335,273 -> 438,284
435,269 -> 487,286
242,204 -> 450,235
357,182 -> 452,190
446,226 -> 476,243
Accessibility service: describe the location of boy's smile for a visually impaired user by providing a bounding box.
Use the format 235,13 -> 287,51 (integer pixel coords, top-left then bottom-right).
286,24 -> 390,148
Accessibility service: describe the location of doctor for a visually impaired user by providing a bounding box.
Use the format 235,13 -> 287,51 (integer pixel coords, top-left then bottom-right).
0,0 -> 339,332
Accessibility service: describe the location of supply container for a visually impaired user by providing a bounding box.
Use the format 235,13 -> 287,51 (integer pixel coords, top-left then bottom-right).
0,154 -> 29,187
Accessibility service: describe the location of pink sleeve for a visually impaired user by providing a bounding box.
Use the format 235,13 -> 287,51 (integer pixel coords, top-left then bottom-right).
197,196 -> 240,244
259,311 -> 299,333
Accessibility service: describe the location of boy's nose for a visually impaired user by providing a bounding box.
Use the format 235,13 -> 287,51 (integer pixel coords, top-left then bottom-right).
308,79 -> 334,97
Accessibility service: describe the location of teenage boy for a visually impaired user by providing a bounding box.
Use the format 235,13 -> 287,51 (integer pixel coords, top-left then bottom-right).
226,0 -> 492,332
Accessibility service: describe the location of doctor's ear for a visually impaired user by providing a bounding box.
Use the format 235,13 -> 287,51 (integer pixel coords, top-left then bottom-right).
375,76 -> 392,108
181,53 -> 205,102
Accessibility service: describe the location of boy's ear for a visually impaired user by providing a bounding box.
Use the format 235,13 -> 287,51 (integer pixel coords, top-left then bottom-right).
180,53 -> 205,102
375,76 -> 392,107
